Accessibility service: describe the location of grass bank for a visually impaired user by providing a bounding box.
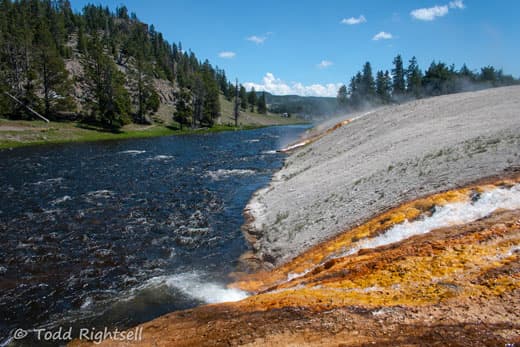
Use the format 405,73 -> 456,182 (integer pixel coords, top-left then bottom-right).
0,119 -> 303,150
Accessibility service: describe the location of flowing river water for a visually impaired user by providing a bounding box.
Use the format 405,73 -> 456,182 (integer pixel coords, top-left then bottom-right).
0,125 -> 309,346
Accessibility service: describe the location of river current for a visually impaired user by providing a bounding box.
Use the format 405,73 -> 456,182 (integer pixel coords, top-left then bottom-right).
0,125 -> 308,345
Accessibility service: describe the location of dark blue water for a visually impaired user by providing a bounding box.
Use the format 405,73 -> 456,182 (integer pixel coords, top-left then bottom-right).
0,125 -> 308,345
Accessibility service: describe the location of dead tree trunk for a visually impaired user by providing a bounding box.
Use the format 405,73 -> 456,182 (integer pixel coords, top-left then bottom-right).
234,79 -> 240,127
3,92 -> 50,123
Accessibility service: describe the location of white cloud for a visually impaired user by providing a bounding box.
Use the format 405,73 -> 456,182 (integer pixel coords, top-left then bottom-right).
410,0 -> 464,21
410,5 -> 449,21
449,0 -> 465,9
243,73 -> 342,97
341,15 -> 366,25
317,60 -> 333,69
247,35 -> 267,44
246,32 -> 273,44
218,51 -> 236,59
372,31 -> 393,41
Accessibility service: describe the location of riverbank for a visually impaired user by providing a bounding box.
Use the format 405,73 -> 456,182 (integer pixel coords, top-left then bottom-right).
0,116 -> 306,149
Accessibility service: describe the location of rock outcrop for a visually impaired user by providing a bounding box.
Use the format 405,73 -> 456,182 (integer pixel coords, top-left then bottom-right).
243,85 -> 520,269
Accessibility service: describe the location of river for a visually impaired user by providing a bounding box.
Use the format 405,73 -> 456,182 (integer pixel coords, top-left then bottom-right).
0,125 -> 308,346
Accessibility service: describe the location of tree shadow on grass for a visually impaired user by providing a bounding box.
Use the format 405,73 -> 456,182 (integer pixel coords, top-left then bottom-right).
165,124 -> 181,131
75,122 -> 123,134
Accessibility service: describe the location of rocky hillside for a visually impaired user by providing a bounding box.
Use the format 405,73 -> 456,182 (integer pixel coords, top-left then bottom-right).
0,1 -> 277,129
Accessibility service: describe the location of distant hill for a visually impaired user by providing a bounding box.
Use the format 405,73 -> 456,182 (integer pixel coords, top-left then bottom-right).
260,92 -> 338,120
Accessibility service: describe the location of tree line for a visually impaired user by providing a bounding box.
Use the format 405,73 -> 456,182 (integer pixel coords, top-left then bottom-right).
337,55 -> 519,111
236,85 -> 266,113
175,78 -> 267,129
0,0 -> 250,129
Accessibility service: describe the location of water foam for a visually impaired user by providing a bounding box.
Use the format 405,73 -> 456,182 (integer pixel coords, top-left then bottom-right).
31,177 -> 64,185
85,189 -> 114,198
207,169 -> 255,180
287,269 -> 311,281
142,272 -> 248,304
81,297 -> 93,309
147,155 -> 175,161
345,184 -> 520,256
118,150 -> 146,155
51,195 -> 72,205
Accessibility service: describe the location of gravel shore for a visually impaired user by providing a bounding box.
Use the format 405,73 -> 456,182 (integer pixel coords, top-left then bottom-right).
243,85 -> 520,269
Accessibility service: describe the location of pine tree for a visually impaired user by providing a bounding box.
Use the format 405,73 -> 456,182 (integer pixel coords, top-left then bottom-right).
383,71 -> 392,103
35,20 -> 72,118
480,66 -> 498,84
239,84 -> 248,110
422,61 -> 454,96
191,74 -> 204,127
116,5 -> 129,19
77,24 -> 87,53
375,71 -> 385,102
200,61 -> 220,126
0,10 -> 11,117
392,54 -> 406,97
225,81 -> 234,101
84,33 -> 131,128
406,56 -> 422,98
233,79 -> 239,126
133,50 -> 158,123
257,92 -> 267,114
361,61 -> 376,98
215,67 -> 228,94
201,76 -> 220,126
336,84 -> 348,109
376,70 -> 391,103
247,87 -> 257,112
459,64 -> 475,81
173,88 -> 191,129
348,72 -> 363,107
18,7 -> 39,118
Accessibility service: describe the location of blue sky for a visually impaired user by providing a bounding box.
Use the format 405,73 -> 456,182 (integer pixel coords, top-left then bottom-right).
70,0 -> 520,96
